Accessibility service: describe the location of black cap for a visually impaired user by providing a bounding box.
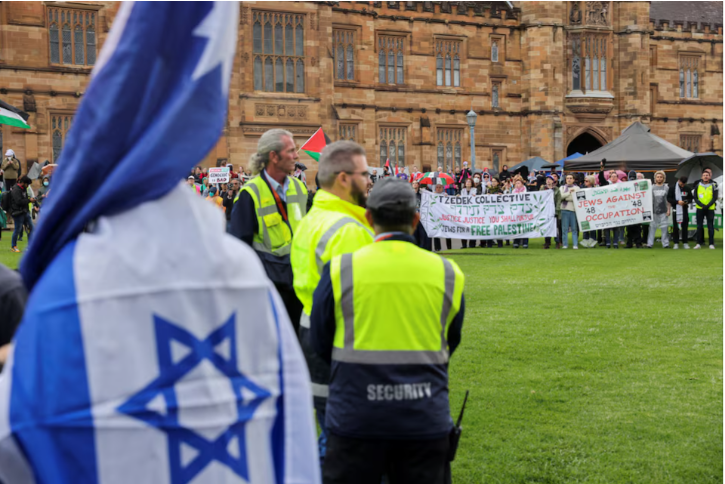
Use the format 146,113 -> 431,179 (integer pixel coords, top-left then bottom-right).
366,177 -> 416,211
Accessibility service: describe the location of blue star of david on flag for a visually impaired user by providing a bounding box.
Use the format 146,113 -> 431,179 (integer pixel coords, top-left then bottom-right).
118,314 -> 271,484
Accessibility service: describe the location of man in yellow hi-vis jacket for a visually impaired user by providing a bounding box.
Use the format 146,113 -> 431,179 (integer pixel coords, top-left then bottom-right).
310,177 -> 466,484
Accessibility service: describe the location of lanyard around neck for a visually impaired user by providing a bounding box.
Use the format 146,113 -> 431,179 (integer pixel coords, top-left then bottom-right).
262,171 -> 288,222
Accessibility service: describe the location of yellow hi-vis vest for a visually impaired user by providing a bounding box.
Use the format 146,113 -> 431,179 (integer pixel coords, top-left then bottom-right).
291,190 -> 374,317
696,183 -> 715,210
237,175 -> 308,256
329,240 -> 464,365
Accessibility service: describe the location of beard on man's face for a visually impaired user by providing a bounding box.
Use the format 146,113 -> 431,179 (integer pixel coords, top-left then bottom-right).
351,180 -> 367,208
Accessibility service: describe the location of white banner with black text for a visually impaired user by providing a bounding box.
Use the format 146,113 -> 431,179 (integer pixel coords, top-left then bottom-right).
419,190 -> 557,240
573,180 -> 653,232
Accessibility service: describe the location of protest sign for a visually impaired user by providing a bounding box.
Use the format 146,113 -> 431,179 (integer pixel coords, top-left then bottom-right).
419,190 -> 556,240
574,180 -> 653,232
207,166 -> 230,184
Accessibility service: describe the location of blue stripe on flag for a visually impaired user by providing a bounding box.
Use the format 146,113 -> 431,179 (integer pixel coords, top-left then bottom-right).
22,1 -> 233,291
10,241 -> 98,483
268,291 -> 285,484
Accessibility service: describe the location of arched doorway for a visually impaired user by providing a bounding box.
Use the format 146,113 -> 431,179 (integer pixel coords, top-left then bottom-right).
567,132 -> 603,156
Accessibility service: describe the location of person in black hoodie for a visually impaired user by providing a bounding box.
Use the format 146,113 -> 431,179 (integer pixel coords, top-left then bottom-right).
667,175 -> 693,249
499,164 -> 511,182
9,176 -> 34,252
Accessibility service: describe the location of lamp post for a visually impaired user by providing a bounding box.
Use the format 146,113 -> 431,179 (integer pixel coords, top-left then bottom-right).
466,109 -> 478,170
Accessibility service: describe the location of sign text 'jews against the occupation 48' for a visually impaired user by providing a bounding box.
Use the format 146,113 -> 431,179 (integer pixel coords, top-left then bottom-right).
573,180 -> 654,232
420,190 -> 557,240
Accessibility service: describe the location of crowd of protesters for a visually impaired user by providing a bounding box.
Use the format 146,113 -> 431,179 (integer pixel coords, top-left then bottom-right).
0,149 -> 721,254
378,160 -> 720,251
0,133 -> 721,482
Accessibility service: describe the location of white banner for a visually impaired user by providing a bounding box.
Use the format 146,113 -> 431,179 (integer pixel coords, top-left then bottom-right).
574,180 -> 653,232
208,166 -> 230,184
420,190 -> 557,240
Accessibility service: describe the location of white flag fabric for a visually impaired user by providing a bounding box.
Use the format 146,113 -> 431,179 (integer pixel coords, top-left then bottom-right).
0,185 -> 320,484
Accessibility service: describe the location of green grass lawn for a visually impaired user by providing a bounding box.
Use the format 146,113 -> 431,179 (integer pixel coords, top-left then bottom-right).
1,227 -> 721,483
446,234 -> 723,484
0,230 -> 27,270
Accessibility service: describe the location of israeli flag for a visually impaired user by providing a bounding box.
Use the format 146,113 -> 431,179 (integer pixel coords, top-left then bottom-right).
0,2 -> 319,483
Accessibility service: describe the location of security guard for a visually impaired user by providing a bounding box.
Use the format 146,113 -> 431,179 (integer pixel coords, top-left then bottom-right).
692,168 -> 718,249
290,140 -> 374,465
230,129 -> 308,328
310,177 -> 466,484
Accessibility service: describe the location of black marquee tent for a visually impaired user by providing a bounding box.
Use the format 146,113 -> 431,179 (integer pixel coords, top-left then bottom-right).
564,122 -> 693,172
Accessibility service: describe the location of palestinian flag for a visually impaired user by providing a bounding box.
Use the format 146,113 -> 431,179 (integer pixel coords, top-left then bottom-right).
299,127 -> 331,162
0,99 -> 30,129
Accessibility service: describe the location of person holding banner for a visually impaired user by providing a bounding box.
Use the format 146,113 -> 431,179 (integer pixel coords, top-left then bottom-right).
541,176 -> 562,249
560,175 -> 579,249
603,169 -> 623,249
413,181 -> 432,250
483,177 -> 504,248
460,178 -> 478,248
433,180 -> 452,251
580,175 -> 597,247
625,173 -> 647,249
646,171 -> 670,249
668,176 -> 692,250
512,179 -> 529,249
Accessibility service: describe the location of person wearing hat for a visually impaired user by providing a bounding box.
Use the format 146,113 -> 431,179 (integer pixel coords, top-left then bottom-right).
457,161 -> 472,185
1,150 -> 20,192
185,175 -> 200,195
310,177 -> 466,484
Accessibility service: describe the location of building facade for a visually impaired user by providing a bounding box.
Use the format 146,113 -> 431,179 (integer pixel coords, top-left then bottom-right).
0,1 -> 721,178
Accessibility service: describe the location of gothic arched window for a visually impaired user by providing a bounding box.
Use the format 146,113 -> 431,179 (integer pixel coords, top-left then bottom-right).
378,36 -> 406,84
436,39 -> 461,88
436,54 -> 443,86
333,29 -> 356,81
380,127 -> 407,167
49,16 -> 60,64
48,8 -> 96,66
252,11 -> 306,93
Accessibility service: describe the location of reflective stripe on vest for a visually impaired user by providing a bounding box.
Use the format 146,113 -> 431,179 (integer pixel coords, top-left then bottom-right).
300,311 -> 311,329
242,182 -> 278,254
239,176 -> 307,256
330,253 -> 456,365
315,217 -> 374,273
288,177 -> 309,215
310,382 -> 329,398
697,184 -> 715,209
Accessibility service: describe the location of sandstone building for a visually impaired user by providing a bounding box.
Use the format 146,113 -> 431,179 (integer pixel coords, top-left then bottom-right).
0,1 -> 721,179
